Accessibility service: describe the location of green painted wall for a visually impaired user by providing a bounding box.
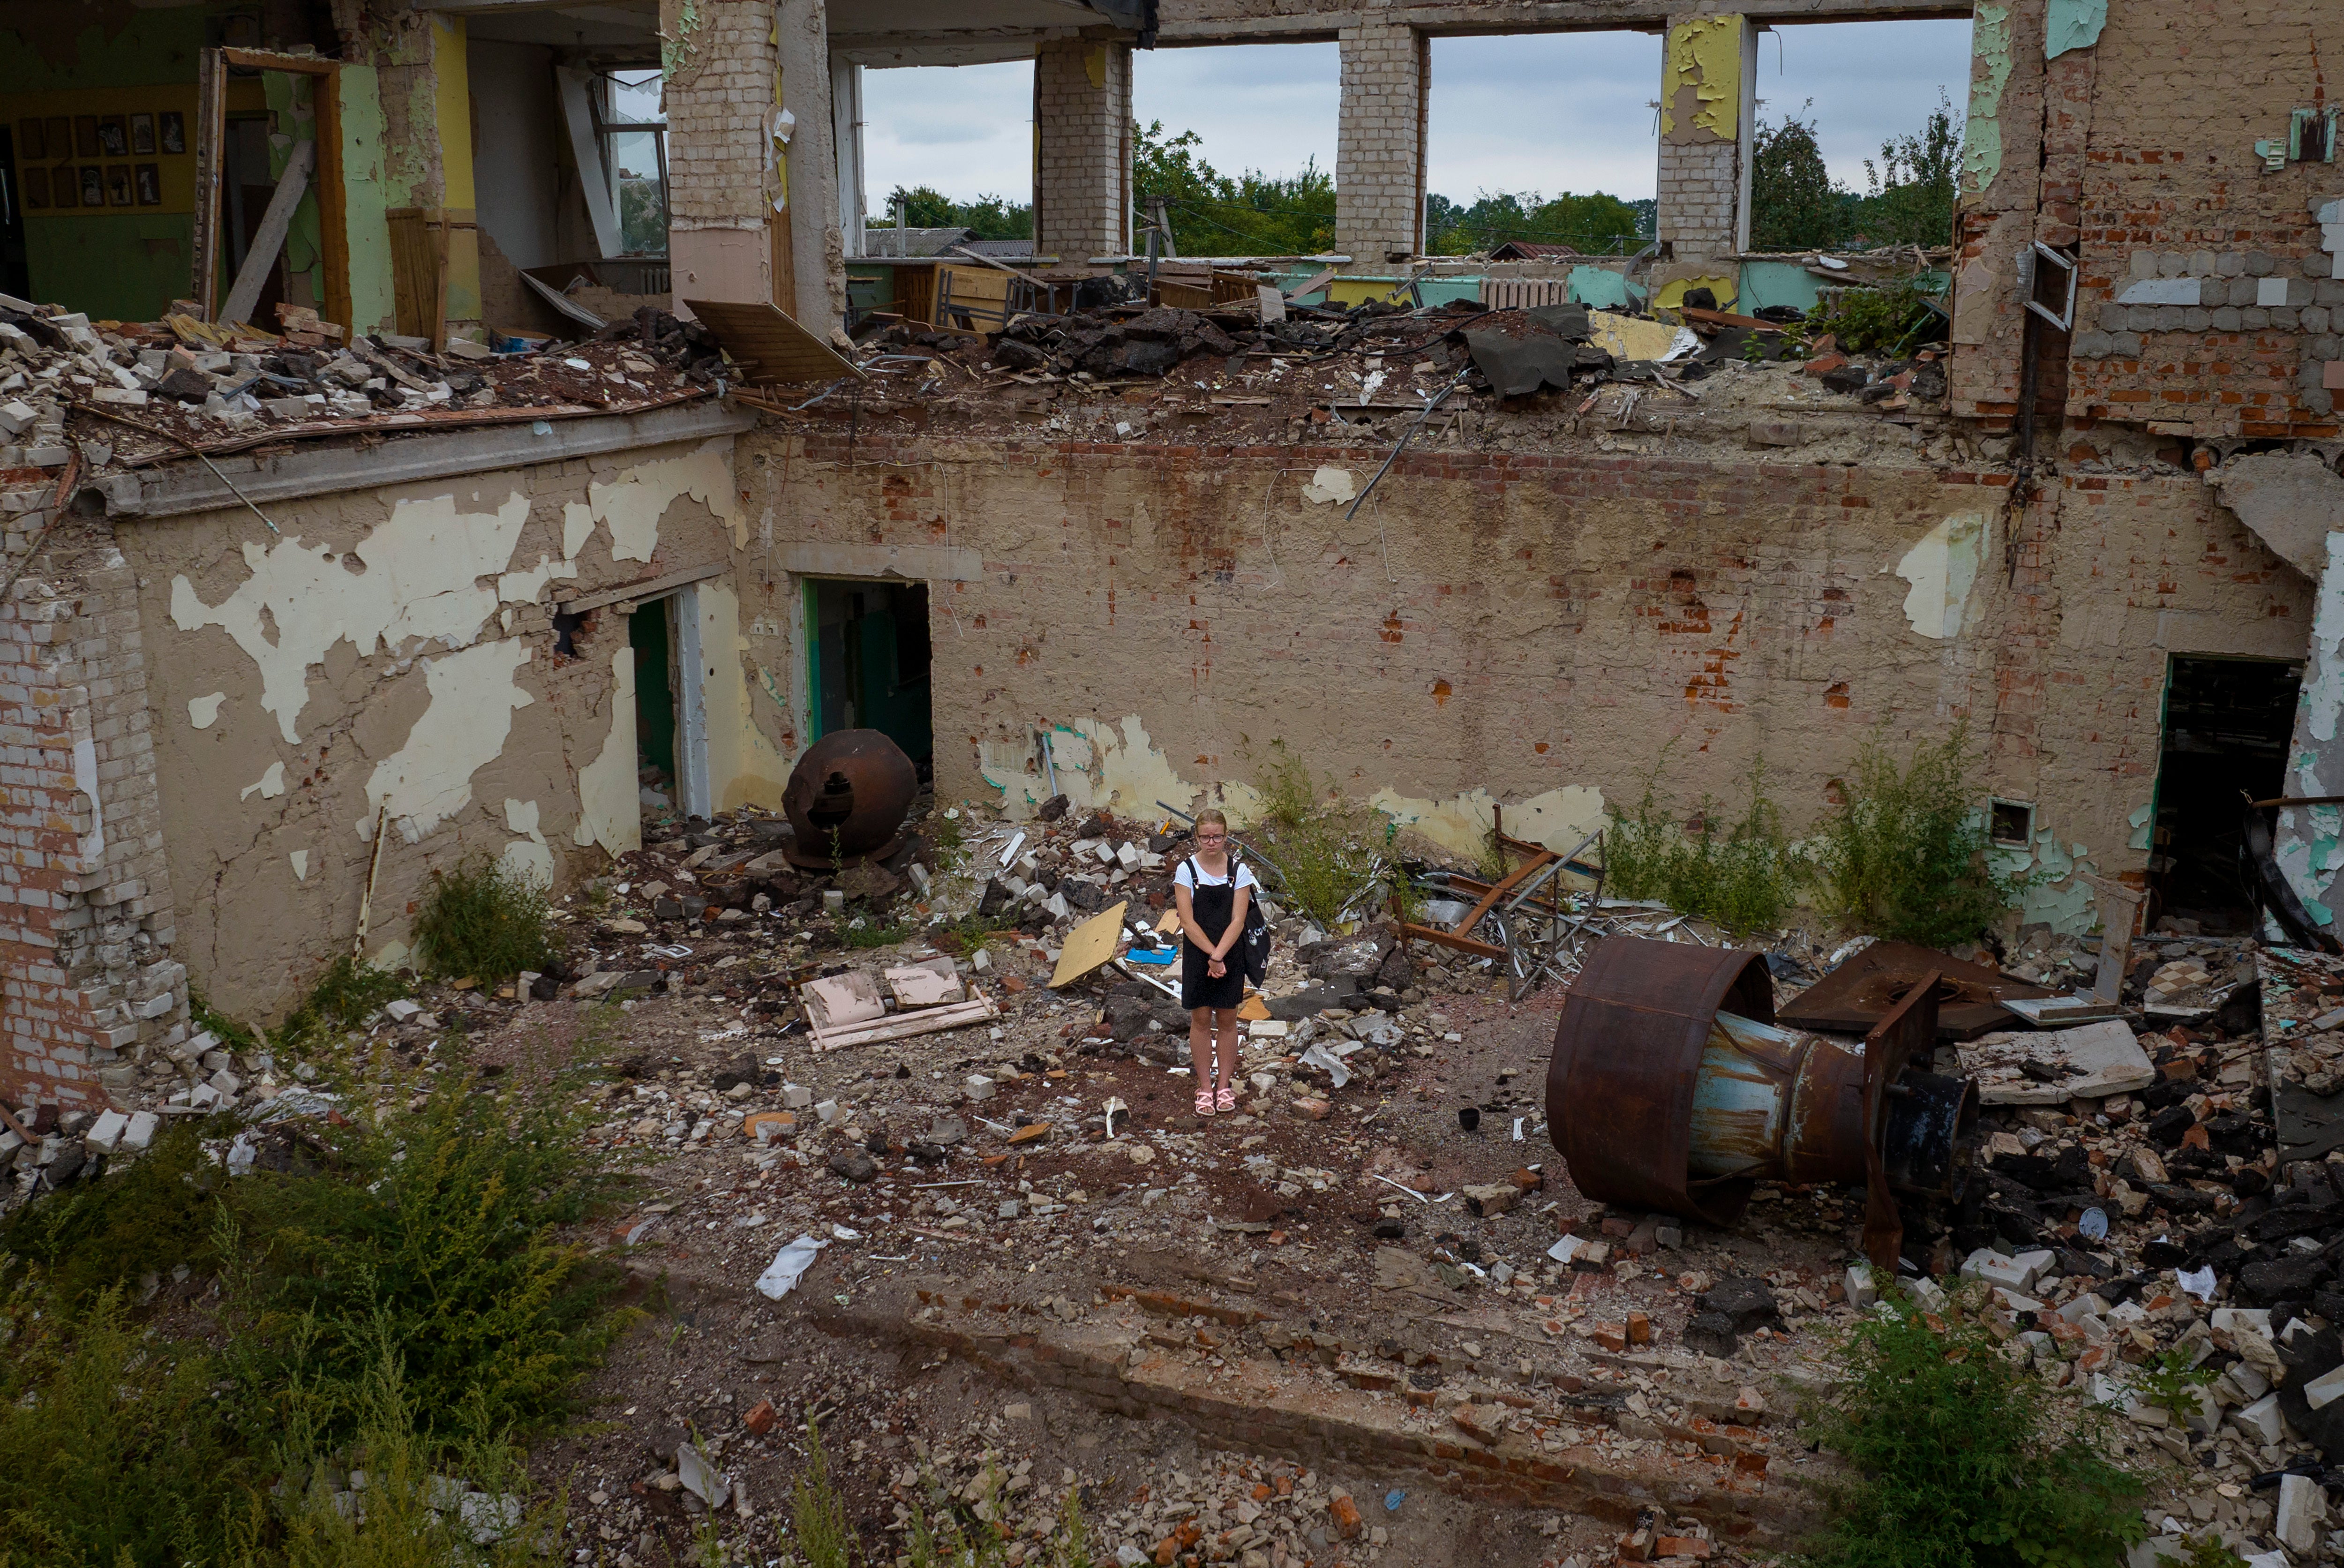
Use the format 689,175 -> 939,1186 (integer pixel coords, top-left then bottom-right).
0,9 -> 202,92
24,216 -> 195,320
339,65 -> 395,334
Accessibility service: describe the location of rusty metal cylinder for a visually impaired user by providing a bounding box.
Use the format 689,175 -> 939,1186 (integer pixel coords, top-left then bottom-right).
1685,1011 -> 1874,1185
781,729 -> 918,868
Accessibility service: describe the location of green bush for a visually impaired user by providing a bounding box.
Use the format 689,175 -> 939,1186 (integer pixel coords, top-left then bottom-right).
0,1284 -> 261,1566
1816,726 -> 2027,946
1809,278 -> 1946,356
1601,765 -> 1807,936
279,955 -> 410,1046
1247,745 -> 1393,929
1792,1285 -> 2147,1568
410,857 -> 556,985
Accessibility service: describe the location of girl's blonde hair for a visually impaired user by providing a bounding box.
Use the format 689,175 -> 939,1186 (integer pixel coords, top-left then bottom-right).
1194,808 -> 1229,832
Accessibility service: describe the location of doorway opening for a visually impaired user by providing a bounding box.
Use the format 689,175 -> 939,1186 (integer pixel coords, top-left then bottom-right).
2150,653 -> 2303,933
806,578 -> 933,781
628,587 -> 711,821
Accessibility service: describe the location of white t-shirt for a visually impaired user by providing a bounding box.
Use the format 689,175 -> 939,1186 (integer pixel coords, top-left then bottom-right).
1174,856 -> 1259,893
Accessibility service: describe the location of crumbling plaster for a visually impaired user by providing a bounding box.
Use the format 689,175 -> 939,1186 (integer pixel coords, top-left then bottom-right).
124,435 -> 771,1018
738,431 -> 2304,937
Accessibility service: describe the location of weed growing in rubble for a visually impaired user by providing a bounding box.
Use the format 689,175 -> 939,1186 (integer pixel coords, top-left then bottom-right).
786,1418 -> 856,1568
1791,1283 -> 2146,1568
411,855 -> 558,986
0,1281 -> 261,1565
846,918 -> 921,949
1601,762 -> 1807,935
278,954 -> 411,1048
1816,725 -> 2029,947
1250,743 -> 1394,929
1808,278 -> 1946,357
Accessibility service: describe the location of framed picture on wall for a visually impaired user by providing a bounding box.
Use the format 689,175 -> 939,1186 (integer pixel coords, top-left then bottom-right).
159,112 -> 184,155
129,113 -> 155,155
96,117 -> 128,158
78,166 -> 103,207
133,163 -> 160,206
105,164 -> 133,206
52,165 -> 76,208
17,119 -> 45,161
73,116 -> 98,158
21,168 -> 48,209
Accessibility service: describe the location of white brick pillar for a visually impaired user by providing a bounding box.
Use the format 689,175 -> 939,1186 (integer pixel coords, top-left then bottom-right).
1036,40 -> 1131,262
1335,20 -> 1427,268
665,0 -> 782,312
1657,13 -> 1756,264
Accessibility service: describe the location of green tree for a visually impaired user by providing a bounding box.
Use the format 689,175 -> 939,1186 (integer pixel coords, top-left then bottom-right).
1749,104 -> 1840,251
1131,120 -> 1336,255
869,184 -> 1033,242
1425,189 -> 1645,256
1848,90 -> 1961,248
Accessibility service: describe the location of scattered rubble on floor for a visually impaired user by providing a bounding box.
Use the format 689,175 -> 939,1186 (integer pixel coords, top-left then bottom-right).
17,784 -> 2344,1564
0,289 -> 727,475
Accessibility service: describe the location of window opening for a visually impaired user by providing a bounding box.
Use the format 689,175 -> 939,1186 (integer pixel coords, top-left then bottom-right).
595,68 -> 668,256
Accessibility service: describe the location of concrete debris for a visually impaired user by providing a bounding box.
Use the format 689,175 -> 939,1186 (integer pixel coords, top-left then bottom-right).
0,296 -> 725,477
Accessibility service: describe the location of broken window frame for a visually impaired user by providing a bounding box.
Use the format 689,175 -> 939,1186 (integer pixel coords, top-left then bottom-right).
2022,240 -> 2076,332
591,68 -> 669,259
1987,797 -> 2035,849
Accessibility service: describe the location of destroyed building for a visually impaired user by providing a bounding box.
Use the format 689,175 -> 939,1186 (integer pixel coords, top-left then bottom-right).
8,1 -> 2344,1561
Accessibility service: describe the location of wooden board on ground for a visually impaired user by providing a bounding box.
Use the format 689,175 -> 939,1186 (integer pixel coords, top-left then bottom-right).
682,298 -> 866,385
807,991 -> 999,1051
1051,900 -> 1132,988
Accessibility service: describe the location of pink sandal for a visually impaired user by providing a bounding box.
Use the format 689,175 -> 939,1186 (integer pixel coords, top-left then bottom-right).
1195,1086 -> 1217,1116
1215,1082 -> 1238,1114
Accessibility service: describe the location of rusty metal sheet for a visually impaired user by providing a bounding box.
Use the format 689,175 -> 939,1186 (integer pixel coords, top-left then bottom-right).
1777,939 -> 2049,1042
1859,969 -> 1942,1272
1547,938 -> 1775,1228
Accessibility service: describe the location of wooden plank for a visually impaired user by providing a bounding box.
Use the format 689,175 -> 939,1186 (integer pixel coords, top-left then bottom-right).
386,209 -> 439,341
314,63 -> 351,336
1050,900 -> 1131,988
1283,268 -> 1338,300
188,48 -> 227,320
681,298 -> 865,386
553,560 -> 730,615
520,268 -> 606,330
218,139 -> 315,332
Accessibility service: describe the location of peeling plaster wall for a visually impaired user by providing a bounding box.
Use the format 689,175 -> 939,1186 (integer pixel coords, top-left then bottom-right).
737,432 -> 2305,933
122,435 -> 767,1018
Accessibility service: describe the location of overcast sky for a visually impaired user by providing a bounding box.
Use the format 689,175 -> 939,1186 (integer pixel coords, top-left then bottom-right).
857,18 -> 1972,212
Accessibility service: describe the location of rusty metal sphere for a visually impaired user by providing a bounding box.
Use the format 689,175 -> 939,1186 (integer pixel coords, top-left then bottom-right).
781,729 -> 918,868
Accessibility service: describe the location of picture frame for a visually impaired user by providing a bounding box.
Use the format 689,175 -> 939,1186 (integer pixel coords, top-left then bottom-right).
129,112 -> 155,155
52,165 -> 76,209
78,165 -> 103,207
106,164 -> 133,207
45,118 -> 71,160
21,168 -> 48,210
97,116 -> 128,158
17,119 -> 44,161
159,111 -> 184,155
134,163 -> 161,206
73,115 -> 98,158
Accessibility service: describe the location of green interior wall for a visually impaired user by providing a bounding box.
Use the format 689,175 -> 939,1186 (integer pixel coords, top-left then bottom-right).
630,600 -> 678,784
807,578 -> 933,764
2,8 -> 203,320
338,65 -> 393,333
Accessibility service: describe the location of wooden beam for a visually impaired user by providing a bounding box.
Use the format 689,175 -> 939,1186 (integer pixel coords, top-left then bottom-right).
219,139 -> 315,331
189,49 -> 228,319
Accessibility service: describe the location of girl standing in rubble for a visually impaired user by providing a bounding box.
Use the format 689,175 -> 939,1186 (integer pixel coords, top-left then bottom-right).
1174,809 -> 1256,1117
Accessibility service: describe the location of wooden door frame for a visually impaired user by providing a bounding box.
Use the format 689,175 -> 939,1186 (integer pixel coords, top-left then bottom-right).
195,47 -> 350,331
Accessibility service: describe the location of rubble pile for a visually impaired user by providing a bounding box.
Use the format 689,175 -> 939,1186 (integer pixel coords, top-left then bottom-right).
0,292 -> 722,475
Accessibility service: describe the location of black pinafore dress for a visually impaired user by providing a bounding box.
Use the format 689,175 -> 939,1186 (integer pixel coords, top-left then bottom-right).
1180,857 -> 1247,1012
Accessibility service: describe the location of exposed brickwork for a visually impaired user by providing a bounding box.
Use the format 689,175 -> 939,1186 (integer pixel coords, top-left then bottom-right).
740,428 -> 2302,900
1657,138 -> 1738,264
1951,0 -> 2344,439
0,503 -> 182,1115
1335,21 -> 1427,266
664,0 -> 778,233
1036,40 -> 1132,262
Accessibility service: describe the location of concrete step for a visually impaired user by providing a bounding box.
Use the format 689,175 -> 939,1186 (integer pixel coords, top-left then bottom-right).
804,1278 -> 1826,1552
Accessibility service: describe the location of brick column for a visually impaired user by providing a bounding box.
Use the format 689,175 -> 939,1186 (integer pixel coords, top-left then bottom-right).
666,0 -> 782,315
1335,21 -> 1426,269
1657,14 -> 1753,264
1036,40 -> 1132,263
0,493 -> 185,1118
777,0 -> 847,333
